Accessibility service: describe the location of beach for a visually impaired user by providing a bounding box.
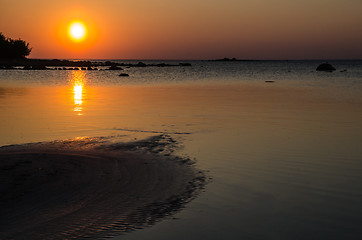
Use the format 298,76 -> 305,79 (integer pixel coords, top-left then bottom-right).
0,135 -> 206,239
1,61 -> 362,239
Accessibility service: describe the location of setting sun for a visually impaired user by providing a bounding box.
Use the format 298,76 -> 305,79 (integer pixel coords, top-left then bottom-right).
69,22 -> 87,42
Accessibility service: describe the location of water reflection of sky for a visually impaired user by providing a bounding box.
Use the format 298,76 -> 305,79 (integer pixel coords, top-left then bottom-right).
0,87 -> 26,98
69,71 -> 87,116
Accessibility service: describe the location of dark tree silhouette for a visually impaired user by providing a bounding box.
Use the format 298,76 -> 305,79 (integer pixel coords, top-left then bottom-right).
0,33 -> 32,59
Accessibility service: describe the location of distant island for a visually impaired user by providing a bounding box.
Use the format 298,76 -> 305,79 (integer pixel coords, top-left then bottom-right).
0,59 -> 192,70
213,58 -> 239,61
211,58 -> 260,62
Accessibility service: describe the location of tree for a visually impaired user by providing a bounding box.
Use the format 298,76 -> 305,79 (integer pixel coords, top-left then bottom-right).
0,32 -> 32,59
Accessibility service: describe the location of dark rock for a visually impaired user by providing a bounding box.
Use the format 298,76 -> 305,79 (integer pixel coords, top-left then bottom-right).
154,63 -> 181,67
156,63 -> 167,67
81,67 -> 87,70
104,61 -> 116,66
31,65 -> 48,70
316,63 -> 336,72
119,73 -> 129,77
136,62 -> 147,67
107,65 -> 123,70
214,58 -> 238,61
104,61 -> 122,67
179,63 -> 192,66
265,80 -> 275,83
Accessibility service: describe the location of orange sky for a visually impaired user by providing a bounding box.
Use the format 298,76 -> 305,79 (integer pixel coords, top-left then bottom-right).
1,0 -> 362,60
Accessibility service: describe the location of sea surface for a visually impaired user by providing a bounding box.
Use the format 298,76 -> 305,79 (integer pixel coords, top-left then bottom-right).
1,60 -> 362,239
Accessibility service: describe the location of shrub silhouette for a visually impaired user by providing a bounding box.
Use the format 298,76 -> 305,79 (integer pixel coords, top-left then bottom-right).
0,33 -> 32,59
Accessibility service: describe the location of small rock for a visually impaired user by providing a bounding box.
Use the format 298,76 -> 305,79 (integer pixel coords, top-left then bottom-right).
107,65 -> 123,70
32,65 -> 48,70
179,63 -> 192,66
136,62 -> 147,67
119,73 -> 129,77
316,63 -> 336,72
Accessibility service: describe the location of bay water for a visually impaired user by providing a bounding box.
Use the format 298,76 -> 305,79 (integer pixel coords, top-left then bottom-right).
1,60 -> 361,239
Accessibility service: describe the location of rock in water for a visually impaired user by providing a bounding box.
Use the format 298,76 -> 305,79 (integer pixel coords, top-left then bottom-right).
107,65 -> 123,70
136,62 -> 147,67
119,73 -> 129,77
316,63 -> 336,71
179,63 -> 192,66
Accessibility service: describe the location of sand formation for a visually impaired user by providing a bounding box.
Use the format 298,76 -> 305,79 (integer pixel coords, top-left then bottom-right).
0,135 -> 206,240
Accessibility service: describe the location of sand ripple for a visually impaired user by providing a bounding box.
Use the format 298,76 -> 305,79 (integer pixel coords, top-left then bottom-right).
0,135 -> 206,240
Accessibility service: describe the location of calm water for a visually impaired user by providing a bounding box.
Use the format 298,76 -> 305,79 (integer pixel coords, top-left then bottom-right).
1,60 -> 362,239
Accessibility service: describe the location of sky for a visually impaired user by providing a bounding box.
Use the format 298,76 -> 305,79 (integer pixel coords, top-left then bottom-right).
1,0 -> 362,60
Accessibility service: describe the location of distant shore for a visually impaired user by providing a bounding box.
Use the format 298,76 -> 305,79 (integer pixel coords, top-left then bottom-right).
0,58 -> 192,70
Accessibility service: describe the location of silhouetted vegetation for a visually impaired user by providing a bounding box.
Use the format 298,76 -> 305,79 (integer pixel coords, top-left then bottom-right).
0,33 -> 32,59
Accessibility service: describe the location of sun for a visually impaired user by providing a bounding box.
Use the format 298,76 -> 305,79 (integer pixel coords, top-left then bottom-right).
69,22 -> 87,42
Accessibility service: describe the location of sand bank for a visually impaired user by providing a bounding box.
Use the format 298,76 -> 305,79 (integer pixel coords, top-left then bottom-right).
0,135 -> 206,240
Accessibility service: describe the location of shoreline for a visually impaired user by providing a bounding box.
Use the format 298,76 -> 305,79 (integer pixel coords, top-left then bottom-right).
0,135 -> 206,239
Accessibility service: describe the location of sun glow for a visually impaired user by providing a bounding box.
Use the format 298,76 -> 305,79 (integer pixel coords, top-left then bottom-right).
55,13 -> 102,56
69,22 -> 87,42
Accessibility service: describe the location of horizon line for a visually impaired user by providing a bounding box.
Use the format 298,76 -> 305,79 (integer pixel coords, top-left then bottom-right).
28,58 -> 362,62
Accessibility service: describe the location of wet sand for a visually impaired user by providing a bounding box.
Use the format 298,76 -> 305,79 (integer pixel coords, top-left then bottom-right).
0,135 -> 206,240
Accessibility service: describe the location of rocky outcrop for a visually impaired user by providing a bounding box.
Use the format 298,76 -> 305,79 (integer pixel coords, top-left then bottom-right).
0,59 -> 192,70
179,63 -> 192,66
107,65 -> 123,70
316,63 -> 336,72
119,73 -> 129,77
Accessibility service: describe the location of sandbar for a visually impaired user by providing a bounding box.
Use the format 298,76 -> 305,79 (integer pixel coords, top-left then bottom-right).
0,135 -> 206,239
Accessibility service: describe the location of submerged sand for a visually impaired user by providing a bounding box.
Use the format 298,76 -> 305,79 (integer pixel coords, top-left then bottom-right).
0,135 -> 206,240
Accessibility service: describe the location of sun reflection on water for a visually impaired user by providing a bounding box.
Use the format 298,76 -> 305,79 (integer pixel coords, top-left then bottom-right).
69,71 -> 87,115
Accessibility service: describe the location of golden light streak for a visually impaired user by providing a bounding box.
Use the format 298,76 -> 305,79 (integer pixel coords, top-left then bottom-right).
69,71 -> 87,115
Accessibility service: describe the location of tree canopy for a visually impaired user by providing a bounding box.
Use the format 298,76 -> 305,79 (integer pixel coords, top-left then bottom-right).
0,33 -> 32,59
